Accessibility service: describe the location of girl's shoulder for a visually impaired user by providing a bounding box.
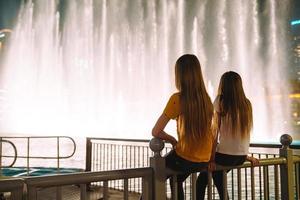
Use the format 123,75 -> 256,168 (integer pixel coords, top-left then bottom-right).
170,92 -> 180,100
164,92 -> 181,119
166,92 -> 180,106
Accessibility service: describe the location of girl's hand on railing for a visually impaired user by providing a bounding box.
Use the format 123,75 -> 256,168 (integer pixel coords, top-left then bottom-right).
246,156 -> 259,166
208,161 -> 216,171
170,139 -> 177,149
165,136 -> 177,149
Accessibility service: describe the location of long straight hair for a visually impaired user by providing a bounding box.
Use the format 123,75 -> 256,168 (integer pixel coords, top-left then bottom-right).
175,54 -> 213,141
218,71 -> 253,137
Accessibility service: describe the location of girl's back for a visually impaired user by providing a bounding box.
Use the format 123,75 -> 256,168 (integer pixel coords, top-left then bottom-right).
215,71 -> 253,155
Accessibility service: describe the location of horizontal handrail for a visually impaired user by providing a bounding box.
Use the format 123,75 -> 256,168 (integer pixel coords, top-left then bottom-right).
0,177 -> 24,200
25,167 -> 152,187
0,154 -> 299,199
87,137 -> 300,149
221,157 -> 286,169
0,136 -> 76,159
293,155 -> 300,162
250,141 -> 300,149
0,177 -> 23,192
88,137 -> 150,143
166,157 -> 287,176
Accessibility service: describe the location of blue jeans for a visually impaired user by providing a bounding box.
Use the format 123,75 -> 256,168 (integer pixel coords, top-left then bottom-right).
165,150 -> 208,200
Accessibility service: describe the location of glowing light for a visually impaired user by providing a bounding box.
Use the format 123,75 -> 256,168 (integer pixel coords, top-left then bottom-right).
0,33 -> 5,38
289,93 -> 300,99
291,20 -> 300,26
0,1 -> 291,140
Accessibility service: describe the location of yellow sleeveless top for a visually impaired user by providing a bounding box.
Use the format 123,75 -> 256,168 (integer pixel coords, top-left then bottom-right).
163,93 -> 213,162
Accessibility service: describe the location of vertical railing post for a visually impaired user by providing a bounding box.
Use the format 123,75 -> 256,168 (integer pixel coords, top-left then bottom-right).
0,137 -> 2,176
142,174 -> 153,200
279,134 -> 294,200
149,138 -> 166,200
85,138 -> 92,191
27,187 -> 37,200
56,137 -> 62,200
11,181 -> 24,200
80,184 -> 87,200
27,137 -> 30,176
86,138 -> 92,172
298,163 -> 300,199
191,173 -> 197,199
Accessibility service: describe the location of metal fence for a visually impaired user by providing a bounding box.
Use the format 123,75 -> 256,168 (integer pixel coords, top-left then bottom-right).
0,177 -> 23,200
0,134 -> 299,200
0,168 -> 153,200
150,135 -> 300,200
86,135 -> 300,199
25,167 -> 153,200
0,136 -> 76,176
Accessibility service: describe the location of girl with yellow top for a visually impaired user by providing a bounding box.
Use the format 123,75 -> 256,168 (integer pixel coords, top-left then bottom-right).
152,54 -> 215,199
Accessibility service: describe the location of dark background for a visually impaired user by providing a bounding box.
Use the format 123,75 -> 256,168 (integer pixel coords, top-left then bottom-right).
292,0 -> 300,21
0,0 -> 21,29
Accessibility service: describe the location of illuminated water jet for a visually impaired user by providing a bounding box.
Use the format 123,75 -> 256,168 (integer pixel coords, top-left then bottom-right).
0,0 -> 292,141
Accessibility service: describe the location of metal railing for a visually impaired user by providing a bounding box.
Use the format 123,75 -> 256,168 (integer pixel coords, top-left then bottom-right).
85,137 -> 300,173
85,136 -> 300,196
85,137 -> 154,192
26,167 -> 152,200
0,177 -> 23,200
0,136 -> 76,176
0,168 -> 153,200
0,139 -> 17,168
150,134 -> 300,200
0,134 -> 299,200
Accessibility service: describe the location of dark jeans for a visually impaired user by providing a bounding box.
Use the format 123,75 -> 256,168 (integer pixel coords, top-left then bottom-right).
196,152 -> 246,200
165,150 -> 208,200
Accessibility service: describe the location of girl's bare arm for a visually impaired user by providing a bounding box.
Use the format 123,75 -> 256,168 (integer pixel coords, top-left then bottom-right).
152,114 -> 177,148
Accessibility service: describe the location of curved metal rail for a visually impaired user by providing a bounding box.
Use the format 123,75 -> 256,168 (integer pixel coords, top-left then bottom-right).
0,139 -> 17,167
0,136 -> 77,176
0,136 -> 76,159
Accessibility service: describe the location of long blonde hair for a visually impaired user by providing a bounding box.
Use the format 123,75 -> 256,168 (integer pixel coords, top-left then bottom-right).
175,54 -> 213,141
217,71 -> 253,137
